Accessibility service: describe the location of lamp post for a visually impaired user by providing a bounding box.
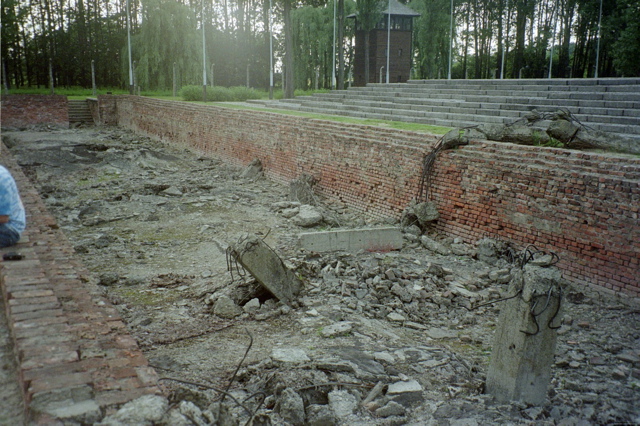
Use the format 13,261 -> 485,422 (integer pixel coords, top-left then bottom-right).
500,0 -> 508,79
332,0 -> 337,89
448,0 -> 453,80
269,0 -> 274,99
594,0 -> 603,78
386,0 -> 390,84
127,0 -> 133,94
202,0 -> 207,102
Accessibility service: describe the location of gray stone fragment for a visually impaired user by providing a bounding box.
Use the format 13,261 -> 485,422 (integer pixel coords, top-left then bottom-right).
420,235 -> 451,255
281,207 -> 299,218
375,400 -> 406,418
177,401 -> 207,426
320,321 -> 353,338
289,174 -> 317,205
387,312 -> 406,323
213,295 -> 243,319
278,388 -> 305,425
48,400 -> 102,424
386,380 -> 424,406
243,297 -> 261,313
271,347 -> 310,364
162,186 -> 183,196
328,389 -> 358,418
489,268 -> 511,284
306,404 -> 336,426
101,395 -> 169,424
292,205 -> 323,227
413,202 -> 440,224
391,283 -> 412,302
240,158 -> 263,179
425,328 -> 456,339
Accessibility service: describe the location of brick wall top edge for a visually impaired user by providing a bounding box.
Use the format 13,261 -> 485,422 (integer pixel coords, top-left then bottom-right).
466,139 -> 640,166
1,94 -> 67,101
114,95 -> 444,142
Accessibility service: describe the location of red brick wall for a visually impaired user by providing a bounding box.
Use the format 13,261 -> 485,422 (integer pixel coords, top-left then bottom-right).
107,96 -> 640,298
0,94 -> 68,128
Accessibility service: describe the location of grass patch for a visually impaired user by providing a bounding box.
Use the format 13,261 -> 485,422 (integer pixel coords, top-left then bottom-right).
210,103 -> 452,135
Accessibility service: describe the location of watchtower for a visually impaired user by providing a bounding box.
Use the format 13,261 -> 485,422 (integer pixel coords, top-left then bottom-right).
348,0 -> 420,86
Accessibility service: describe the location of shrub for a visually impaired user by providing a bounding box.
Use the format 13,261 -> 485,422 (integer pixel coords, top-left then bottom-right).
228,86 -> 262,101
179,85 -> 204,101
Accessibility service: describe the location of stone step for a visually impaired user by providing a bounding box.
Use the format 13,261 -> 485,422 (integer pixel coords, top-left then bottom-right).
275,99 -> 640,135
68,100 -> 94,124
315,91 -> 640,115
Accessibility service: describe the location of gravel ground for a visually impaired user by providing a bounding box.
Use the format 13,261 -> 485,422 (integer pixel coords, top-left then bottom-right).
2,127 -> 639,425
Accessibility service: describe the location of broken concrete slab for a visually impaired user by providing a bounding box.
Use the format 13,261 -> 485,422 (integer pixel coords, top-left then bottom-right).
298,227 -> 403,253
230,234 -> 302,304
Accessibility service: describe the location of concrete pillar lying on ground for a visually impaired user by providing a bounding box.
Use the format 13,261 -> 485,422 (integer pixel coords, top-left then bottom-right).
486,265 -> 563,405
230,234 -> 302,304
298,227 -> 404,253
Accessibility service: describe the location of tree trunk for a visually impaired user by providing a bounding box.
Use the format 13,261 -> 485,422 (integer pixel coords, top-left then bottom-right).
364,30 -> 370,84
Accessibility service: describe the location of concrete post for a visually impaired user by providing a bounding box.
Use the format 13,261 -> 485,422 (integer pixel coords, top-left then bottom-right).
230,235 -> 302,305
486,265 -> 563,405
91,60 -> 97,96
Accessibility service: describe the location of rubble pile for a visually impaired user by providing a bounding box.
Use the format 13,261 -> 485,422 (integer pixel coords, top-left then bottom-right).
3,127 -> 639,425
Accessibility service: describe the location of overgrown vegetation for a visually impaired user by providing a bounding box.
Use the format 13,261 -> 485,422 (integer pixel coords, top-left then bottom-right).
180,85 -> 263,102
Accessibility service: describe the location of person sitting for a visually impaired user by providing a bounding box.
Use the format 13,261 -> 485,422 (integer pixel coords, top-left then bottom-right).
0,165 -> 26,248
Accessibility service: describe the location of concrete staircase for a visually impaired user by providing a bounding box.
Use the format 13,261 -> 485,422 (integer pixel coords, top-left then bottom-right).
68,99 -> 94,125
250,78 -> 640,141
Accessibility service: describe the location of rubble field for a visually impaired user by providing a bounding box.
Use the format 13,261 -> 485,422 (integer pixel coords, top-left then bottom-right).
3,127 -> 639,425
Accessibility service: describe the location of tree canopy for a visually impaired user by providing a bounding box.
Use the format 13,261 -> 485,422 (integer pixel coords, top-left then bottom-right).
1,0 -> 637,93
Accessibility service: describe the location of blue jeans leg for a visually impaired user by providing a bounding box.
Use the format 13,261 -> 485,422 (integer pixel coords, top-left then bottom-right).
0,224 -> 20,248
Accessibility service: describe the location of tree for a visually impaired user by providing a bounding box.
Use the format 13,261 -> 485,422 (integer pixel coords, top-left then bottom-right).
410,0 -> 451,79
611,0 -> 640,76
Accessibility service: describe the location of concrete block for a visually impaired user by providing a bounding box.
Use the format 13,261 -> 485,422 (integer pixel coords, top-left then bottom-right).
231,235 -> 302,304
486,265 -> 563,405
298,227 -> 403,253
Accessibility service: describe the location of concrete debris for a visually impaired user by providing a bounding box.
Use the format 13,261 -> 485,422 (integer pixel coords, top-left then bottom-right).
289,173 -> 318,205
298,226 -> 404,252
6,128 -> 639,426
462,109 -> 640,155
387,379 -> 424,406
213,294 -> 243,319
306,404 -> 336,425
420,234 -> 451,255
230,234 -> 302,304
319,321 -> 353,337
401,201 -> 440,228
328,389 -> 358,418
98,395 -> 169,425
292,204 -> 324,227
271,347 -> 311,364
278,388 -> 306,425
239,158 -> 263,179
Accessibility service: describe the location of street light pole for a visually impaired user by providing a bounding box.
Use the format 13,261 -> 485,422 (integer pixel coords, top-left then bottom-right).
594,0 -> 603,78
500,0 -> 508,79
269,0 -> 274,99
202,0 -> 207,102
127,0 -> 133,94
448,0 -> 453,80
332,0 -> 337,89
386,0 -> 390,84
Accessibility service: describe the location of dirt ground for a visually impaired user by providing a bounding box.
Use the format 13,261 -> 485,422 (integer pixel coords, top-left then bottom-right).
3,126 -> 639,425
